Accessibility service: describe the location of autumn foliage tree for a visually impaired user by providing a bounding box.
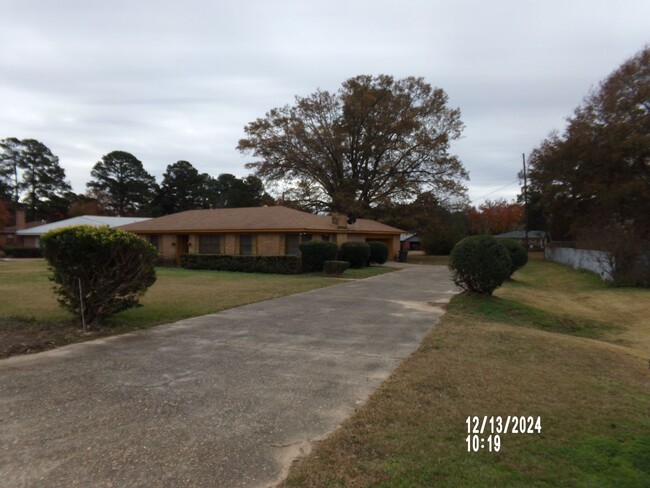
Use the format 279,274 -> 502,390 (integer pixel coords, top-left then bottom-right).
528,46 -> 650,241
238,75 -> 467,214
468,198 -> 524,235
528,46 -> 649,285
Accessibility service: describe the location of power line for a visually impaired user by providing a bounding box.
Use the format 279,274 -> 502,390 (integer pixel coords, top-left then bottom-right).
469,179 -> 520,203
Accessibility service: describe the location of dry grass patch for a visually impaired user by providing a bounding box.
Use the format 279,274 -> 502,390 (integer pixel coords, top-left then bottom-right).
499,253 -> 650,357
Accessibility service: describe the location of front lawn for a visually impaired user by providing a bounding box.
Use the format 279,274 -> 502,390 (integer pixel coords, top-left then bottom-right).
0,259 -> 393,358
282,254 -> 650,487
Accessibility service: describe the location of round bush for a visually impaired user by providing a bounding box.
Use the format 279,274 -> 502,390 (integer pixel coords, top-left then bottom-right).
299,240 -> 338,272
41,225 -> 158,326
449,235 -> 511,295
499,238 -> 528,276
367,241 -> 389,264
339,241 -> 371,269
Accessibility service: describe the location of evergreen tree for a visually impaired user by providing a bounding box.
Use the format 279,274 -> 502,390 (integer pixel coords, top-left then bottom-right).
0,137 -> 72,220
87,151 -> 158,216
158,161 -> 209,214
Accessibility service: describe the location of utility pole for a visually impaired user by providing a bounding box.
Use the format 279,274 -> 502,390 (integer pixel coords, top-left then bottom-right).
522,153 -> 529,251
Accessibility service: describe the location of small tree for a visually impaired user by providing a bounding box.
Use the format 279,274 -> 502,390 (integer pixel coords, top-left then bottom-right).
449,235 -> 511,295
41,226 -> 157,326
367,241 -> 389,264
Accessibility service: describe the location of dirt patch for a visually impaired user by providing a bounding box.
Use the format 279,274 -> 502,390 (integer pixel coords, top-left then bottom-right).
0,319 -> 109,359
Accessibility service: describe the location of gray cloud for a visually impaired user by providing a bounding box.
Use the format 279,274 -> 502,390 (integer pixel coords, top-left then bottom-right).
1,0 -> 648,204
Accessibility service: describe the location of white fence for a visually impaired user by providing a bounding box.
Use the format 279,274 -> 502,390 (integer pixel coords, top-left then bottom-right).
544,246 -> 613,281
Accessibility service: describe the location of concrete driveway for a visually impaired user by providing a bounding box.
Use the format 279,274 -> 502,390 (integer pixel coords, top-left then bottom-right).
0,265 -> 457,488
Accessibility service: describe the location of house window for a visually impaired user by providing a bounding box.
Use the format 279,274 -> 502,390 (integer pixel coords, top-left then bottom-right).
149,235 -> 160,252
240,234 -> 253,255
199,235 -> 221,254
285,234 -> 300,255
301,233 -> 312,242
321,234 -> 330,242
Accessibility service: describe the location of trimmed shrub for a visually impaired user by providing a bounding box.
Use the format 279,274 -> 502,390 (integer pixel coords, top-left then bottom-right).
2,246 -> 43,258
41,225 -> 157,326
499,238 -> 528,276
367,241 -> 389,264
339,241 -> 371,269
449,235 -> 511,295
299,240 -> 338,272
323,260 -> 349,275
181,254 -> 300,274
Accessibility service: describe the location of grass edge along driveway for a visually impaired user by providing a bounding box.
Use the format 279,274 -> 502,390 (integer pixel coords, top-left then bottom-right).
281,255 -> 650,487
0,259 -> 394,359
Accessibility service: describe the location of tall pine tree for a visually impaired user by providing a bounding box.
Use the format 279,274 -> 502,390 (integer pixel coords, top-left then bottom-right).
87,151 -> 158,216
0,138 -> 72,220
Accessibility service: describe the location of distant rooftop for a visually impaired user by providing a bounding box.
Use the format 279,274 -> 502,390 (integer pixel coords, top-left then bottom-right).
17,215 -> 151,236
495,230 -> 549,239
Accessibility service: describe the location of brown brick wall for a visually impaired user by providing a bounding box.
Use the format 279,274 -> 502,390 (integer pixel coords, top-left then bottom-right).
257,233 -> 281,255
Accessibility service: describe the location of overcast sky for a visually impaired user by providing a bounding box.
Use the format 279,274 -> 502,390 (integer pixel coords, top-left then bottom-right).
1,0 -> 648,206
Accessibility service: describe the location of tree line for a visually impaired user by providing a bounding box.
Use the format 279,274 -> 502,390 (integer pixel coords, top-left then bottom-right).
525,46 -> 649,285
0,140 -> 270,222
1,73 -> 532,245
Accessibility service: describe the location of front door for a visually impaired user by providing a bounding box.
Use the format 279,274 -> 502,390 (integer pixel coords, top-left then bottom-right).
176,235 -> 189,265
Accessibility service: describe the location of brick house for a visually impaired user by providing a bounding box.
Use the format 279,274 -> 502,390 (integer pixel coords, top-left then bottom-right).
119,206 -> 404,265
0,209 -> 42,247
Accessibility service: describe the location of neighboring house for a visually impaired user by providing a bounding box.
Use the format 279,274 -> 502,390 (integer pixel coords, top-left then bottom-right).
0,210 -> 42,247
119,206 -> 404,265
16,215 -> 152,248
495,230 -> 551,251
400,233 -> 421,251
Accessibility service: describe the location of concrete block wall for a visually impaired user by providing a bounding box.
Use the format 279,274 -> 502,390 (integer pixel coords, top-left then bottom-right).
544,246 -> 613,280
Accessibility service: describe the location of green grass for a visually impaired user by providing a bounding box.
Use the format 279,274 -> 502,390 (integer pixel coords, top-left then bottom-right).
405,253 -> 450,266
281,255 -> 650,487
453,293 -> 623,341
0,259 -> 392,357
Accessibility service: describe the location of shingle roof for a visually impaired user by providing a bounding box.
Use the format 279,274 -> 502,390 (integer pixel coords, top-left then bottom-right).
17,215 -> 151,236
119,206 -> 403,234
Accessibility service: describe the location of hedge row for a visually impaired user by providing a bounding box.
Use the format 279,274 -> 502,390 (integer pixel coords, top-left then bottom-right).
0,246 -> 43,258
180,254 -> 301,274
323,260 -> 349,275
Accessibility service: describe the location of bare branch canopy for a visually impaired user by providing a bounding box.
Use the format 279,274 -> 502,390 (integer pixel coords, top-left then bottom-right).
237,75 -> 468,214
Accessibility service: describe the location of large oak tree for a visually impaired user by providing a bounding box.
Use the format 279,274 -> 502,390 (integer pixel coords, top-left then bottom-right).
238,75 -> 467,214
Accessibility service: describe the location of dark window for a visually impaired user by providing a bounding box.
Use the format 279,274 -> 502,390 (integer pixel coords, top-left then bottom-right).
285,234 -> 300,255
301,233 -> 312,242
199,235 -> 221,254
321,234 -> 330,242
149,235 -> 160,251
240,234 -> 253,255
